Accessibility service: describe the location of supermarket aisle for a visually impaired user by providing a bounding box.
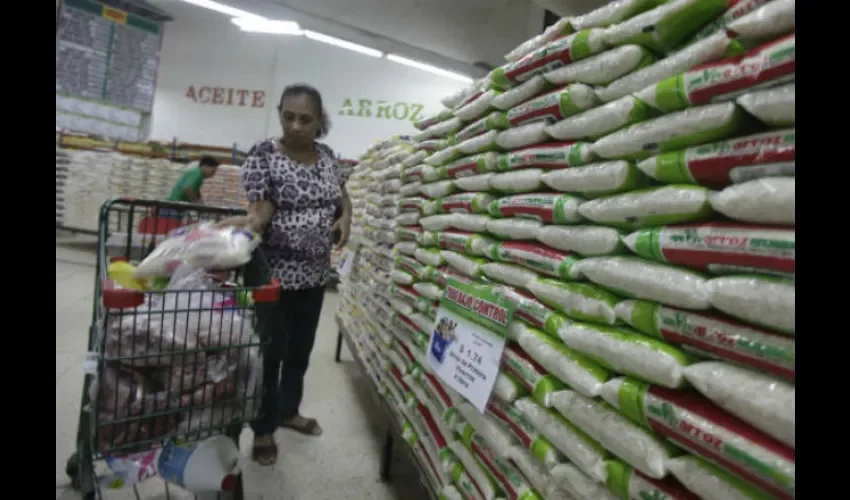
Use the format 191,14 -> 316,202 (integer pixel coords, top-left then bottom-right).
55,238 -> 426,500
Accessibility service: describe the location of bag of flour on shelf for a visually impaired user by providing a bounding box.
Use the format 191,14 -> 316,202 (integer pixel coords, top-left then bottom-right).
636,128 -> 796,188
496,123 -> 550,150
451,214 -> 491,233
550,390 -> 676,479
575,256 -> 712,310
636,35 -> 796,114
501,343 -> 566,407
536,225 -> 626,256
455,90 -> 499,122
398,196 -> 429,213
604,0 -> 728,53
540,160 -> 651,197
392,269 -> 416,285
603,378 -> 795,499
456,112 -> 508,143
442,153 -> 499,179
551,463 -> 619,500
426,146 -> 464,167
668,455 -> 775,500
604,460 -> 702,500
710,177 -> 795,225
595,32 -> 740,103
395,211 -> 421,226
491,29 -> 608,87
487,398 -> 565,468
439,193 -> 496,214
447,441 -> 499,500
494,372 -> 528,403
727,0 -> 796,42
623,223 -> 796,277
546,96 -> 653,141
415,247 -> 446,267
516,323 -> 612,398
491,76 -> 550,111
527,277 -> 620,324
394,241 -> 419,256
455,174 -> 494,192
545,45 -> 656,86
486,218 -> 543,241
590,102 -> 754,161
489,193 -> 584,224
616,299 -> 795,379
571,0 -> 659,30
441,251 -> 487,279
491,241 -> 582,281
496,142 -> 596,171
578,185 -> 714,229
489,169 -> 544,193
738,83 -> 796,127
420,214 -> 457,232
458,131 -> 501,155
705,275 -> 795,334
685,361 -> 795,449
481,262 -> 539,289
420,181 -> 457,200
502,84 -> 599,128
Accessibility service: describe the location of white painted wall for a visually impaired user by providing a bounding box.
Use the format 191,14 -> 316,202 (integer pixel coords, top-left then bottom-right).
149,5 -> 468,159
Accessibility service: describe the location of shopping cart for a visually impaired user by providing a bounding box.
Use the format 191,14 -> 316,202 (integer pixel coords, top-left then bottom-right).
65,198 -> 280,500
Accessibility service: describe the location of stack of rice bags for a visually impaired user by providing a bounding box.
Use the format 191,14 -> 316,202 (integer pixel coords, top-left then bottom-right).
203,164 -> 249,209
342,0 -> 795,499
56,147 -> 70,226
62,149 -> 119,232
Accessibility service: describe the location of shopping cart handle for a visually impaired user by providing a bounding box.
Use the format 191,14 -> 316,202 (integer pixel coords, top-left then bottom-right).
101,279 -> 146,309
252,279 -> 281,303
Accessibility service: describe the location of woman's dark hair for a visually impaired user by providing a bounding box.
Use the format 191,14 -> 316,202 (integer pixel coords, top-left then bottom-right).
277,84 -> 331,138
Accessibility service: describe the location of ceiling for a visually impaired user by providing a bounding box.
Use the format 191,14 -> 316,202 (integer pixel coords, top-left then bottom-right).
145,0 -> 610,76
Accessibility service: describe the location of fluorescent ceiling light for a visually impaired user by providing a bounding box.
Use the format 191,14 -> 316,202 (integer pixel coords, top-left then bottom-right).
232,17 -> 302,35
179,0 -> 264,20
386,54 -> 473,83
303,30 -> 383,58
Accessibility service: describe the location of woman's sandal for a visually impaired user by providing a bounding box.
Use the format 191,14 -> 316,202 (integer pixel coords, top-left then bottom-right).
252,439 -> 278,466
280,417 -> 323,436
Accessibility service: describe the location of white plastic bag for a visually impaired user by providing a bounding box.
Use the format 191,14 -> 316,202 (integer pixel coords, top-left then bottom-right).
727,0 -> 796,42
488,169 -> 544,193
535,225 -> 625,256
546,96 -> 652,141
737,83 -> 796,127
454,174 -> 494,192
540,161 -> 650,196
486,218 -> 543,241
704,275 -> 795,334
709,177 -> 795,225
496,122 -> 549,150
577,185 -> 714,229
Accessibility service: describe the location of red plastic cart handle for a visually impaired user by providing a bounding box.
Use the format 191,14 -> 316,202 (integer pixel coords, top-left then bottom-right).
101,278 -> 281,309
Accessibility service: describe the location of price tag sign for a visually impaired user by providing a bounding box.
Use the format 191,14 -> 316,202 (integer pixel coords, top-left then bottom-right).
336,245 -> 359,278
426,279 -> 514,413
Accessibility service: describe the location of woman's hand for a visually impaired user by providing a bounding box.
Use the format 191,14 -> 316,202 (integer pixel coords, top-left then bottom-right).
333,215 -> 350,248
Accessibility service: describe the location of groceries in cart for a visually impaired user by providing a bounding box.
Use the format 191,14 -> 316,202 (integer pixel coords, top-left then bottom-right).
133,223 -> 261,279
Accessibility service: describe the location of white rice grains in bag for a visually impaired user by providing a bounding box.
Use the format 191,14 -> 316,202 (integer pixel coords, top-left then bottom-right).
414,247 -> 445,267
481,262 -> 540,289
393,241 -> 419,256
685,361 -> 795,449
737,83 -> 796,127
425,145 -> 463,167
546,95 -> 653,141
689,0 -> 777,42
501,343 -> 566,407
727,0 -> 796,42
412,282 -> 444,302
485,218 -> 543,241
500,84 -> 599,128
451,214 -> 491,233
527,276 -> 621,325
488,193 -> 583,224
391,269 -> 416,285
667,455 -> 776,500
438,192 -> 496,214
441,152 -> 499,180
454,89 -> 499,122
544,44 -> 656,86
455,112 -> 508,143
496,122 -> 550,150
536,225 -> 626,256
419,214 -> 456,232
457,130 -> 501,155
574,256 -> 711,310
490,241 -> 582,281
490,75 -> 549,111
570,0 -> 662,30
419,180 -> 456,200
578,185 -> 714,229
496,141 -> 596,171
493,372 -> 529,403
704,275 -> 795,334
615,299 -> 795,380
454,174 -> 494,192
445,441 -> 499,500
488,169 -> 544,193
603,460 -> 703,500
486,397 -> 565,468
550,462 -> 620,500
540,160 -> 651,197
440,250 -> 487,279
507,446 -> 551,496
709,177 -> 795,225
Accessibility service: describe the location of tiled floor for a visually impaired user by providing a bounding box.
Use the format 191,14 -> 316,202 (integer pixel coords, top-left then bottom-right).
56,236 -> 426,499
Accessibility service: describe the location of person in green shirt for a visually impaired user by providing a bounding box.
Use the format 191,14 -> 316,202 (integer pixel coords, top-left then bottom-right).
167,155 -> 220,203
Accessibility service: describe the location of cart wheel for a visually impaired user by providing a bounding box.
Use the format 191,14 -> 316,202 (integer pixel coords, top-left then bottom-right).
65,452 -> 79,478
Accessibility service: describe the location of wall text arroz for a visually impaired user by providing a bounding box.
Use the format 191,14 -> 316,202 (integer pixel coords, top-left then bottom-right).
338,98 -> 425,122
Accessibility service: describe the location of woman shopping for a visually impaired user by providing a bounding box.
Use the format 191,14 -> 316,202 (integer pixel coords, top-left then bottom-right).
218,84 -> 351,466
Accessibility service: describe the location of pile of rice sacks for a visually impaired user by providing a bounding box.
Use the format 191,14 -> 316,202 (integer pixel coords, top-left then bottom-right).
337,1 -> 795,499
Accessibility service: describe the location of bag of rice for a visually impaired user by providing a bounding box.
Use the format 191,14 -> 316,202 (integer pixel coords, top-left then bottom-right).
590,102 -> 756,161
452,214 -> 492,233
544,45 -> 656,86
441,153 -> 499,179
685,361 -> 795,449
570,0 -> 659,30
688,0 -> 775,42
489,170 -> 544,193
527,277 -> 621,325
395,211 -> 421,226
418,139 -> 450,153
575,256 -> 712,310
396,225 -> 425,243
636,128 -> 795,188
604,460 -> 700,500
502,343 -> 566,407
421,230 -> 439,246
413,282 -> 445,302
602,377 -> 795,499
727,0 -> 796,42
458,130 -> 501,155
394,241 -> 419,256
414,109 -> 452,131
704,275 -> 795,334
481,262 -> 539,289
455,404 -> 516,459
546,96 -> 654,141
496,122 -> 550,150
578,185 -> 715,229
439,193 -> 496,214
550,390 -> 677,479
398,196 -> 429,213
494,286 -> 562,335
469,438 -> 544,500
431,265 -> 476,287
623,222 -> 795,277
635,35 -> 796,114
441,250 -> 488,279
507,446 -> 550,496
491,241 -> 582,281
490,30 -> 608,87
420,214 -> 457,231
426,147 -> 463,168
489,193 -> 584,224
486,218 -> 543,241
668,455 -> 775,500
392,269 -> 416,285
455,112 -> 508,143
536,225 -> 626,256
496,142 -> 596,171
500,84 -> 599,128
494,372 -> 529,403
420,181 -> 457,200
442,452 -> 491,500
447,441 -> 499,500
737,83 -> 795,127
615,299 -> 795,380
595,33 -> 741,103
455,174 -> 494,192
486,397 -> 565,468
709,177 -> 794,225
415,247 -> 446,267
403,150 -> 429,168
455,90 -> 499,122
392,284 -> 422,309
491,75 -> 550,111
505,33 -> 548,63
540,160 -> 652,197
603,0 -> 728,53
550,462 -> 620,500
427,118 -> 465,140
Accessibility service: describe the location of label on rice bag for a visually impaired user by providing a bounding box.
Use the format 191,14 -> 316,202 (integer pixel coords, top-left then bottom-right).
497,142 -> 595,170
397,254 -> 428,277
492,30 -> 604,86
455,112 -> 507,142
442,154 -> 498,179
418,139 -> 449,152
493,242 -> 582,281
641,34 -> 796,113
638,129 -> 795,188
439,193 -> 495,214
501,84 -> 596,127
431,265 -> 474,287
501,343 -> 566,407
415,111 -> 448,131
397,312 -> 428,337
492,285 -> 561,334
395,225 -> 424,242
689,0 -> 773,42
488,193 -> 583,224
487,398 -> 562,467
625,222 -> 795,277
613,378 -> 796,500
605,460 -> 699,500
392,284 -> 422,307
411,402 -> 450,453
617,300 -> 795,379
468,435 -> 542,500
398,196 -> 429,212
528,277 -> 620,325
437,231 -> 478,253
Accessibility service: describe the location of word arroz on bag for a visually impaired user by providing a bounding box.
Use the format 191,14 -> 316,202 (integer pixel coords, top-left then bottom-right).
491,241 -> 582,282
496,142 -> 596,171
488,193 -> 583,224
499,84 -> 599,128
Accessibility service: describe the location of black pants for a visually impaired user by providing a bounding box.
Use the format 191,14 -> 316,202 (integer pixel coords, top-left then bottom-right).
251,285 -> 326,437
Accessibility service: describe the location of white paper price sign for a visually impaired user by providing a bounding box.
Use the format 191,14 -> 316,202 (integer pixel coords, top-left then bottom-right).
426,279 -> 514,412
336,245 -> 359,278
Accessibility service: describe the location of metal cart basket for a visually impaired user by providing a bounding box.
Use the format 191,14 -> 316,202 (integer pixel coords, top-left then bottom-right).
65,198 -> 279,500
